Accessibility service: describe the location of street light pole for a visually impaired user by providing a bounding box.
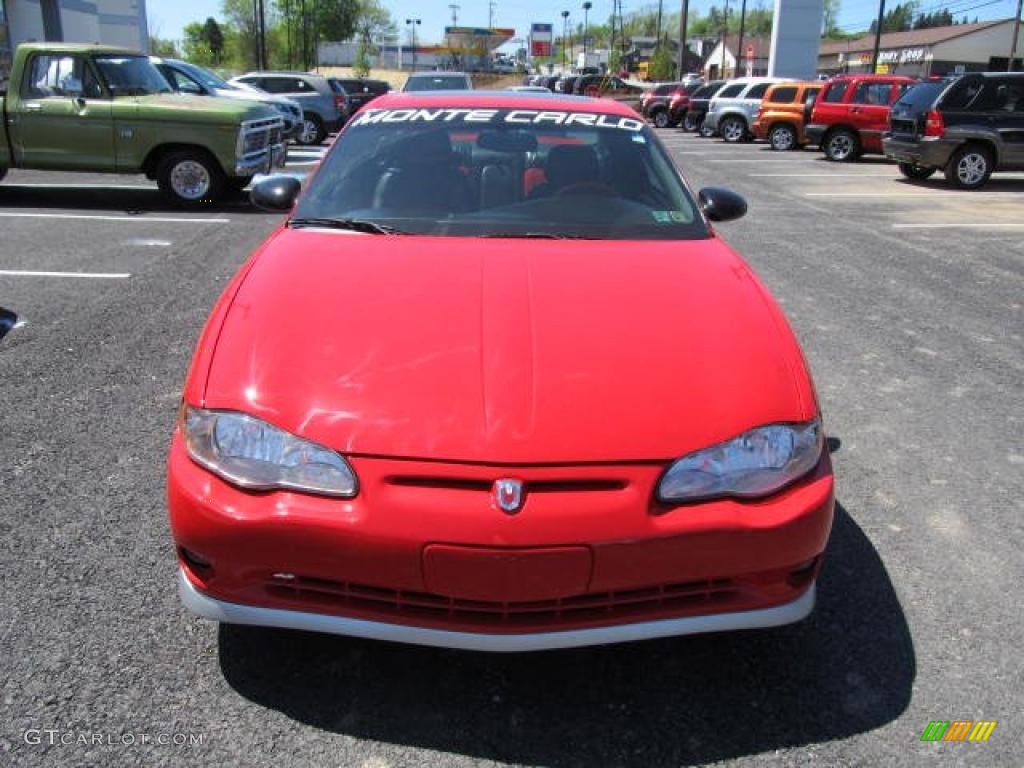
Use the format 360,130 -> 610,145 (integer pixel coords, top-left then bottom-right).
736,0 -> 747,76
405,18 -> 421,71
720,0 -> 729,77
561,10 -> 569,71
582,2 -> 591,57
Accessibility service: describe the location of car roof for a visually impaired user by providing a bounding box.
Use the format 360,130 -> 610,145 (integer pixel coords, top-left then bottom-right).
407,71 -> 470,78
239,70 -> 327,79
366,89 -> 640,117
18,42 -> 139,56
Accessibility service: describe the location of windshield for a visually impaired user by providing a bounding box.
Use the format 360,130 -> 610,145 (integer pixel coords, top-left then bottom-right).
404,75 -> 470,91
894,81 -> 946,112
177,61 -> 228,90
293,106 -> 706,240
94,55 -> 171,96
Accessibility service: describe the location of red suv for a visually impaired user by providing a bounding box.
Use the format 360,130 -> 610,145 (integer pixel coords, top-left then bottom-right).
806,75 -> 917,161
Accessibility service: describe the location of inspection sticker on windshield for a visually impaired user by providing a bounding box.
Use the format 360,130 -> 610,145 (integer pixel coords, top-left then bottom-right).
350,108 -> 645,132
653,211 -> 688,224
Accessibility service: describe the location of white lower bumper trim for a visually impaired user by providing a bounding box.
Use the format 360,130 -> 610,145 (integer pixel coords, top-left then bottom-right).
178,569 -> 815,653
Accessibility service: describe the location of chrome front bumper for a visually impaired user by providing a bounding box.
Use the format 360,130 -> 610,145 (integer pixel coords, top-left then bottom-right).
178,568 -> 816,653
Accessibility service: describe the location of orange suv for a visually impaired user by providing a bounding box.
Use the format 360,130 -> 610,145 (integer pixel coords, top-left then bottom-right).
753,81 -> 824,151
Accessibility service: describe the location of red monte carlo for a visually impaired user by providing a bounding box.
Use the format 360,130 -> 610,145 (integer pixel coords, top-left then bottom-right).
168,91 -> 835,652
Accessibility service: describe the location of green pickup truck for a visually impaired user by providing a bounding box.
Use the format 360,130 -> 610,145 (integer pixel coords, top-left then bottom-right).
0,43 -> 287,204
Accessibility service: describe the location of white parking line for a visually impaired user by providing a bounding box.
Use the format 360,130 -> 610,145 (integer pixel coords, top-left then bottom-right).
806,192 -> 1024,199
750,173 -> 895,178
0,270 -> 131,279
0,183 -> 155,190
893,222 -> 1024,230
0,212 -> 229,223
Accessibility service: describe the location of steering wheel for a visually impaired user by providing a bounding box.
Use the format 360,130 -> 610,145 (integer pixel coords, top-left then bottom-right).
556,181 -> 617,197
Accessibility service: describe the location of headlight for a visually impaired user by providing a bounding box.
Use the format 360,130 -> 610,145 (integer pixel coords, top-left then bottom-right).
181,406 -> 358,497
657,419 -> 823,503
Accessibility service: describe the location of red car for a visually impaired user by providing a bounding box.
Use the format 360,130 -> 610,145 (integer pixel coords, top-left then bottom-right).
806,74 -> 917,161
168,92 -> 834,652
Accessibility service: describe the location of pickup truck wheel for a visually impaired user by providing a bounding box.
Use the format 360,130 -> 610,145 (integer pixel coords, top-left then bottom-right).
682,112 -> 698,132
652,109 -> 670,129
720,116 -> 747,143
157,151 -> 225,205
898,162 -> 936,180
824,129 -> 860,162
769,124 -> 797,151
298,114 -> 326,145
945,145 -> 993,190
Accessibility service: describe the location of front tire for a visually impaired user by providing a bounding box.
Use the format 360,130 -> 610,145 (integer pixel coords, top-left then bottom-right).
682,112 -> 699,132
720,116 -> 747,143
898,162 -> 936,180
824,128 -> 860,162
769,123 -> 797,151
652,109 -> 670,129
297,114 -> 326,145
156,150 -> 225,205
945,144 -> 993,190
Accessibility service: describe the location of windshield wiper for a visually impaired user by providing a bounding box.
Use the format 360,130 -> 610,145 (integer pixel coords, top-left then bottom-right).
480,232 -> 590,239
288,217 -> 406,235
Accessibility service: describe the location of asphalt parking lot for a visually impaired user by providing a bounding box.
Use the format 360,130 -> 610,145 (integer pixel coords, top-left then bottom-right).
1,131 -> 1022,767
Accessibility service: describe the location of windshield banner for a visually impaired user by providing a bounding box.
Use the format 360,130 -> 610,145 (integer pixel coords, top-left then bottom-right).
350,108 -> 645,132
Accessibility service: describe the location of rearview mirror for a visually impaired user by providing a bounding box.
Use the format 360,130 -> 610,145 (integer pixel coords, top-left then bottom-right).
698,187 -> 747,223
251,175 -> 302,212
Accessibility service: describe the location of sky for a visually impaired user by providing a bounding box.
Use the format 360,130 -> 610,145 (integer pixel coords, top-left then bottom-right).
146,0 -> 1021,50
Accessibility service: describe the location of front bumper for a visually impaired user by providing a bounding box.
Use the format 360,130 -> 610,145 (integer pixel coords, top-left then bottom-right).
168,432 -> 834,649
882,135 -> 955,169
235,142 -> 287,176
180,568 -> 816,652
703,111 -> 722,132
805,124 -> 826,146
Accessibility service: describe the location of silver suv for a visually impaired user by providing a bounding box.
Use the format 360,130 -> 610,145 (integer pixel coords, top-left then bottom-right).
705,77 -> 794,143
231,71 -> 347,145
151,58 -> 303,142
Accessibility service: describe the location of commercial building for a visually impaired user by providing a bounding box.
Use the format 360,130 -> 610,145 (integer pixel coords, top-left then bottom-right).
819,19 -> 1024,77
1,0 -> 149,84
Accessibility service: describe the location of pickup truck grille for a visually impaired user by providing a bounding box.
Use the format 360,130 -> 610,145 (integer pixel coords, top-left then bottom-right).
239,117 -> 285,157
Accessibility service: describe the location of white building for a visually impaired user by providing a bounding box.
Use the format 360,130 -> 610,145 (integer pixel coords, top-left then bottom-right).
1,0 -> 149,83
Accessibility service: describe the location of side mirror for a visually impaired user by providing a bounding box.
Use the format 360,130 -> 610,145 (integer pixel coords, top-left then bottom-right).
0,307 -> 19,342
698,187 -> 747,223
250,175 -> 302,212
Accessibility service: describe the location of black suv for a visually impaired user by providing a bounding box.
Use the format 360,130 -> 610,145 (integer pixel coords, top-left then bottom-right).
883,73 -> 1024,189
641,82 -> 685,128
330,78 -> 390,112
678,80 -> 726,133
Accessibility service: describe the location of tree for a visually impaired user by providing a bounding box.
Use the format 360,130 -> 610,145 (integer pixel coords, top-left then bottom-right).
352,0 -> 395,77
648,44 -> 674,80
149,36 -> 179,57
183,21 -> 216,65
202,17 -> 226,63
822,0 -> 842,38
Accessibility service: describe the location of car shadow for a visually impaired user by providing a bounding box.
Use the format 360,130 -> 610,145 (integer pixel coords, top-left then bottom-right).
218,501 -> 914,766
0,184 -> 273,215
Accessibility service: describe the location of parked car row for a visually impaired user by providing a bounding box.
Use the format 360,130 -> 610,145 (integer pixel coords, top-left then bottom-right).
647,70 -> 1024,190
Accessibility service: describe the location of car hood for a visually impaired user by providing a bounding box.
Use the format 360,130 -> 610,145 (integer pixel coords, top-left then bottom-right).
202,232 -> 816,463
129,93 -> 277,123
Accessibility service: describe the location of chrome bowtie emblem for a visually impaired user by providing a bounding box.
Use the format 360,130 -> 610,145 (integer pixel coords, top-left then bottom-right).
493,479 -> 525,514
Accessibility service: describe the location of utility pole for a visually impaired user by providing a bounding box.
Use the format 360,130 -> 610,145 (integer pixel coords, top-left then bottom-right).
736,0 -> 747,76
258,0 -> 267,70
449,3 -> 459,26
676,0 -> 689,79
488,0 -> 496,28
870,0 -> 886,73
1010,0 -> 1022,71
656,0 -> 663,46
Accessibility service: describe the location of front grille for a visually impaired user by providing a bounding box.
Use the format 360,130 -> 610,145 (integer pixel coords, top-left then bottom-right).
265,574 -> 740,629
384,476 -> 626,493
